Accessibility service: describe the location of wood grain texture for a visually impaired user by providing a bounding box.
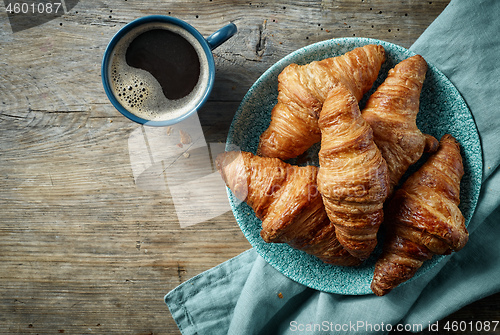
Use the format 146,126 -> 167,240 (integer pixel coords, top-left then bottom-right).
1,0 -> 498,334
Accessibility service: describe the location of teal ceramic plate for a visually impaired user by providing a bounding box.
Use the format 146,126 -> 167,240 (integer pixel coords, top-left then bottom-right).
225,37 -> 482,295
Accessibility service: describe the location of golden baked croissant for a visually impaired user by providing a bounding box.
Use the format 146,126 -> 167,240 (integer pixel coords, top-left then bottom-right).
317,84 -> 390,260
258,44 -> 386,160
361,55 -> 439,194
216,150 -> 361,266
370,134 -> 468,296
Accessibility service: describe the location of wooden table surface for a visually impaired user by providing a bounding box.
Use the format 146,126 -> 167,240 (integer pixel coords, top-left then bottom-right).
1,0 -> 499,334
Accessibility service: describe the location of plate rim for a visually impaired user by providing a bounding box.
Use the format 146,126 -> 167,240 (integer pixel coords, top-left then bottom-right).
225,37 -> 483,295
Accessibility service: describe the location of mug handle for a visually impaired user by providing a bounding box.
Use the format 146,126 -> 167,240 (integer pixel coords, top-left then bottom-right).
206,22 -> 237,50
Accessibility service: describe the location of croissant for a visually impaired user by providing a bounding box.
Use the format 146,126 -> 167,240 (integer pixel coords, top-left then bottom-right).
361,55 -> 439,195
317,84 -> 390,260
370,134 -> 468,296
216,150 -> 361,266
258,44 -> 386,160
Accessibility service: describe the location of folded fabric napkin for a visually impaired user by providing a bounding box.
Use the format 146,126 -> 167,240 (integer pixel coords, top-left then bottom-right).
165,0 -> 500,333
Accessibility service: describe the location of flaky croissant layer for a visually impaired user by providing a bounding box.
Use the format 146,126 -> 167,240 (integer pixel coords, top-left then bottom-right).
216,150 -> 361,266
371,134 -> 468,296
361,54 -> 439,195
258,44 -> 386,160
318,83 -> 390,261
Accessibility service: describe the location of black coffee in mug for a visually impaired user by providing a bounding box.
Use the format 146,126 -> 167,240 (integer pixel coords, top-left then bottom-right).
108,22 -> 211,122
125,28 -> 201,100
102,16 -> 236,126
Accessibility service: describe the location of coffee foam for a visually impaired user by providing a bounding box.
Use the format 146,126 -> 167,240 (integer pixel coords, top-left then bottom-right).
109,22 -> 210,122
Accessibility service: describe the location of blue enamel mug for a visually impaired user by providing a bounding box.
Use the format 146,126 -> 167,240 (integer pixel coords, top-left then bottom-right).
102,15 -> 237,126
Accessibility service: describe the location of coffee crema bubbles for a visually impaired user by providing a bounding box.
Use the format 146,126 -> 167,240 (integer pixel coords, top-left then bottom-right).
108,22 -> 210,122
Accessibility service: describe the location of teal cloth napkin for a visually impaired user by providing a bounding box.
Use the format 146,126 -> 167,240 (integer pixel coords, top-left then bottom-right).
165,0 -> 500,333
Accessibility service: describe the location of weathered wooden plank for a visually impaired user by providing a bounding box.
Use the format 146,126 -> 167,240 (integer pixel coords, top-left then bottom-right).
2,0 -> 499,334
